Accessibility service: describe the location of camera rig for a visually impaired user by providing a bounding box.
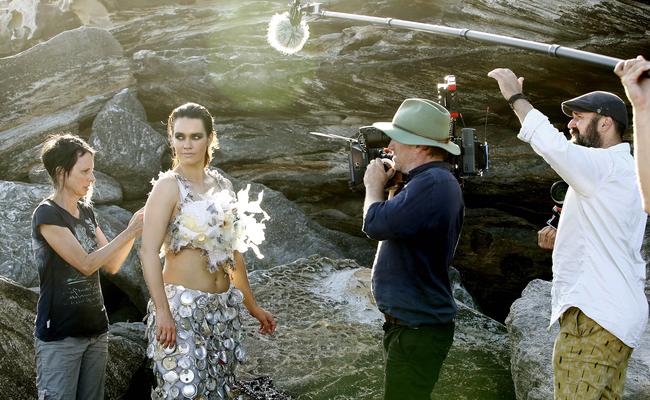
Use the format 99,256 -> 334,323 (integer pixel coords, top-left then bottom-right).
311,75 -> 489,191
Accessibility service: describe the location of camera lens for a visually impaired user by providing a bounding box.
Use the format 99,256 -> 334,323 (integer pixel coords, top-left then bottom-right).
550,180 -> 569,204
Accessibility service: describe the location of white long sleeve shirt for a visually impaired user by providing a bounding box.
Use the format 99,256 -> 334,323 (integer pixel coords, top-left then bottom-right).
519,109 -> 648,348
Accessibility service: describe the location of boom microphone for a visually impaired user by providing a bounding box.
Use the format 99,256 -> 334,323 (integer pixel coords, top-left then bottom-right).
266,2 -> 646,77
267,0 -> 309,55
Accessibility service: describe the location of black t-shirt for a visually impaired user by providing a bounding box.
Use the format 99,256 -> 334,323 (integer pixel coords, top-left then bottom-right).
31,199 -> 108,341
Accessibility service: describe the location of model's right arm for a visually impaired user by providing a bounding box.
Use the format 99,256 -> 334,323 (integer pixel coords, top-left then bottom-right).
139,176 -> 178,348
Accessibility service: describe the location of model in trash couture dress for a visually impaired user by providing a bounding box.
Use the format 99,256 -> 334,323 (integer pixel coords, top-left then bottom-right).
140,103 -> 276,400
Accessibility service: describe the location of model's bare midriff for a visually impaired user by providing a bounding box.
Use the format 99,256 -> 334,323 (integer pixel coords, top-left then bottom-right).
162,249 -> 230,293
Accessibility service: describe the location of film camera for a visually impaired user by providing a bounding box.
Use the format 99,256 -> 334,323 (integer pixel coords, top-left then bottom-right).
343,75 -> 489,190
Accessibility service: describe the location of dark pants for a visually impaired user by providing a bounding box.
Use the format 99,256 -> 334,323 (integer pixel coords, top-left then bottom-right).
382,321 -> 454,400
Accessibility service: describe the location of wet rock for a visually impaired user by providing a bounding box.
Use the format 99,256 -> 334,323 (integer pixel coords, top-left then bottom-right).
506,279 -> 650,400
29,164 -> 123,204
0,26 -> 135,182
240,256 -> 515,399
89,88 -> 166,199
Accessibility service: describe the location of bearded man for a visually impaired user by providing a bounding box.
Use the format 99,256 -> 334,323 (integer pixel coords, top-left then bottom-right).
489,68 -> 647,400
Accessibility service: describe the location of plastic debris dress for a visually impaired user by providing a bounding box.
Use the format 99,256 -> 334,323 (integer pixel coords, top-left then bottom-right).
146,169 -> 269,400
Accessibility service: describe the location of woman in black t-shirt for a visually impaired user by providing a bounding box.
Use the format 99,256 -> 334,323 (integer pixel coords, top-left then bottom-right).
31,134 -> 143,400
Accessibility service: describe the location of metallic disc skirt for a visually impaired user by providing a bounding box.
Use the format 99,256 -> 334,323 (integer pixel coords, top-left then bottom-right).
146,284 -> 246,400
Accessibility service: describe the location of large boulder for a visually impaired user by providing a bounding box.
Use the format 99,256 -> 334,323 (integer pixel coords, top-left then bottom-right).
0,276 -> 39,398
89,88 -> 166,199
506,279 -> 650,400
227,172 -> 376,269
0,26 -> 135,182
105,322 -> 148,399
0,181 -> 51,287
0,276 -> 147,400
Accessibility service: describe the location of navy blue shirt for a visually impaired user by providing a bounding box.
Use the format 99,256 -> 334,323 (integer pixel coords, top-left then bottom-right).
363,161 -> 464,326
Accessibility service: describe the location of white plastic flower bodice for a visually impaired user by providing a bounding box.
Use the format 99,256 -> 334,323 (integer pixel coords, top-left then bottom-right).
155,169 -> 269,275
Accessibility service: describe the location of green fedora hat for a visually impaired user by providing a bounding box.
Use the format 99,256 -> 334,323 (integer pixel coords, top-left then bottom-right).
373,98 -> 460,155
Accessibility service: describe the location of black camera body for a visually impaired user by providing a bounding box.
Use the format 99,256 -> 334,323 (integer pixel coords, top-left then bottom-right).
546,180 -> 568,229
347,75 -> 489,190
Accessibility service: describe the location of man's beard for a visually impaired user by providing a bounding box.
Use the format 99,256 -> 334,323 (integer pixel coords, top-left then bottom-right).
571,118 -> 601,148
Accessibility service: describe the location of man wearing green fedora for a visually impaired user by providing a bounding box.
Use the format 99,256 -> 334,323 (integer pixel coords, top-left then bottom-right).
362,98 -> 465,400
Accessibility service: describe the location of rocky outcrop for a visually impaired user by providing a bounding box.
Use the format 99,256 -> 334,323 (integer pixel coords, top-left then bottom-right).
506,279 -> 650,400
0,181 -> 51,287
241,256 -> 515,399
453,207 -> 554,321
0,26 -> 134,182
0,276 -> 39,399
106,322 -> 148,399
0,276 -> 146,400
228,173 -> 376,270
89,88 -> 166,199
0,0 -> 82,57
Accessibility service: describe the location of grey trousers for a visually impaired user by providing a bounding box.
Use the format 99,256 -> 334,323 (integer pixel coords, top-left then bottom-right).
35,332 -> 108,400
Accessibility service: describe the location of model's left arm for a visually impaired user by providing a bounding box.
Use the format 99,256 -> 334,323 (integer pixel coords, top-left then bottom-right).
616,56 -> 650,213
231,251 -> 276,335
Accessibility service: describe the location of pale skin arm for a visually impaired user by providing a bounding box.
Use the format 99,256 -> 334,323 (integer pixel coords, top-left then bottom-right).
231,251 -> 276,335
39,209 -> 143,277
487,69 -> 534,124
139,177 -> 178,348
537,225 -> 556,251
615,56 -> 650,213
95,209 -> 143,274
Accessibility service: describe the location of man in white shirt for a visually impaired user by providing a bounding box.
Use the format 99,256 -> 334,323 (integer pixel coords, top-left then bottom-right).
488,68 -> 648,400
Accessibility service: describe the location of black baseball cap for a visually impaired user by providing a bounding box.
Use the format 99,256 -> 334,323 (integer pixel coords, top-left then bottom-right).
561,91 -> 628,130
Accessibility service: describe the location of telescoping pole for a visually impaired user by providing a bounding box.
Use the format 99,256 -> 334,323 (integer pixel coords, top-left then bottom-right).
306,4 -> 625,70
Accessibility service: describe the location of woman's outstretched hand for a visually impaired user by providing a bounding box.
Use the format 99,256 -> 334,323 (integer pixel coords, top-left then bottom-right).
250,306 -> 277,335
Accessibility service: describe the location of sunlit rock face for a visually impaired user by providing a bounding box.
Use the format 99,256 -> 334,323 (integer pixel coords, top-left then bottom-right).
89,88 -> 166,199
0,0 -> 82,56
0,26 -> 135,182
240,256 -> 515,399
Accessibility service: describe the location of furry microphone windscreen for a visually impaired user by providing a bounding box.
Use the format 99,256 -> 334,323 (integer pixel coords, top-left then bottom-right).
267,12 -> 309,55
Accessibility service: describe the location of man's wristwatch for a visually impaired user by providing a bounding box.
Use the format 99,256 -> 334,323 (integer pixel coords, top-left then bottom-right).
507,93 -> 528,109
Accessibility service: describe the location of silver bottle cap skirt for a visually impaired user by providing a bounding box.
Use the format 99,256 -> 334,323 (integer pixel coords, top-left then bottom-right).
146,284 -> 246,399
